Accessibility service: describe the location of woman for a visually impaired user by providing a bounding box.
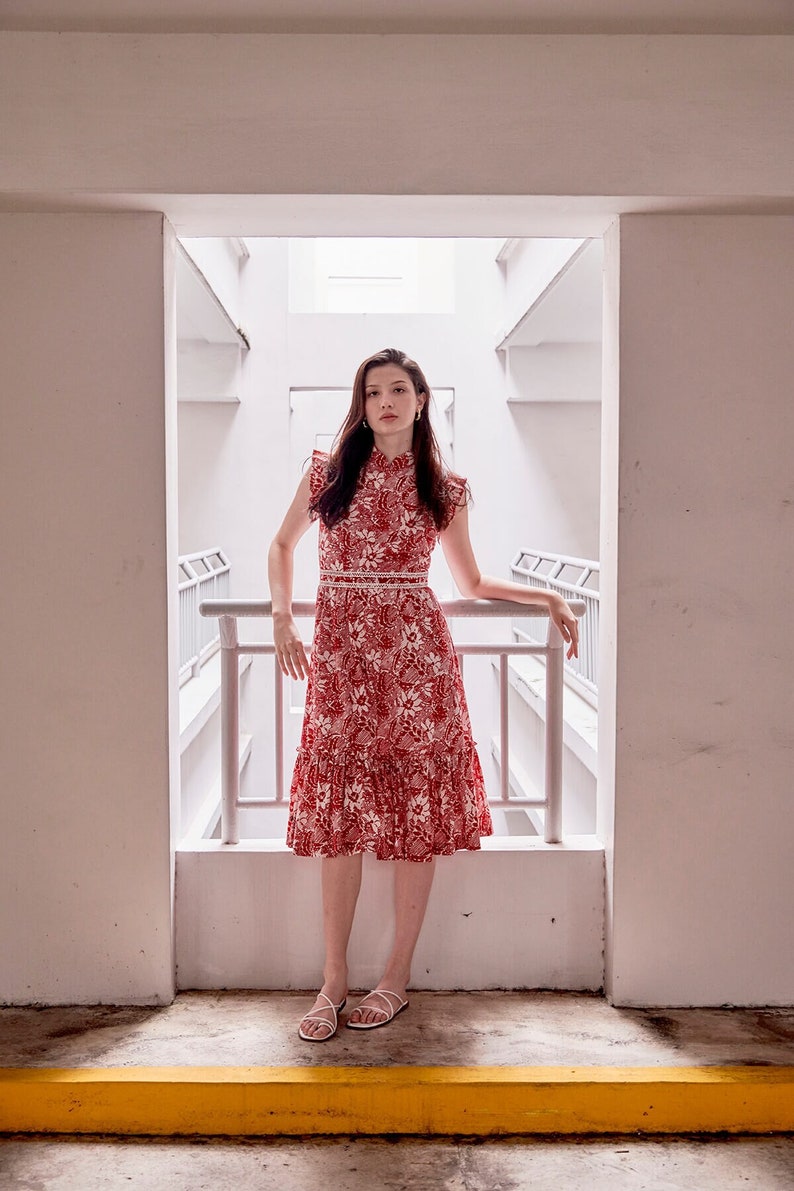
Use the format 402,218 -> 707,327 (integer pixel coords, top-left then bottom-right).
268,348 -> 579,1041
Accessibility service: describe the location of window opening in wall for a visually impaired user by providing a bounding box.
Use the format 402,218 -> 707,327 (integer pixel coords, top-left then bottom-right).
288,237 -> 455,314
177,234 -> 604,845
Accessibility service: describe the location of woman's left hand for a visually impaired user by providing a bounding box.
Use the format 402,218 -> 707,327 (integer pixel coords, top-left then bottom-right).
548,594 -> 579,660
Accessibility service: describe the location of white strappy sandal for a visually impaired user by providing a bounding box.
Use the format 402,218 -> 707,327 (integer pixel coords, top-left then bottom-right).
345,989 -> 409,1031
298,993 -> 347,1042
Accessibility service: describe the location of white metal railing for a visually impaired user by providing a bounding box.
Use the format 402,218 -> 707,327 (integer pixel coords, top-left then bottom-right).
178,549 -> 231,683
199,597 -> 586,847
511,549 -> 599,704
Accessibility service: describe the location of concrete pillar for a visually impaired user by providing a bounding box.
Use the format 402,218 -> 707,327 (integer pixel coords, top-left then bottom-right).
0,213 -> 179,1004
601,214 -> 794,1006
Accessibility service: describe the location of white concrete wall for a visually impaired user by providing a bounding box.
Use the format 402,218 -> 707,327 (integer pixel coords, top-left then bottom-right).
176,842 -> 605,992
3,27 -> 794,1006
602,214 -> 794,1006
177,241 -> 291,828
179,238 -> 244,329
499,239 -> 587,342
507,345 -> 602,405
507,685 -> 597,836
177,240 -> 288,584
452,241 -> 601,566
0,213 -> 178,1004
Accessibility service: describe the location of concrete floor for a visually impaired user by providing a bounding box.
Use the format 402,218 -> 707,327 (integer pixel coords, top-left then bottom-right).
1,1134 -> 794,1189
1,990 -> 794,1068
2,992 -> 793,1188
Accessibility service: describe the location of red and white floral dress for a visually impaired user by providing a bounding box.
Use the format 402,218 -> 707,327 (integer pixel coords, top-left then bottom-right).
286,447 -> 493,862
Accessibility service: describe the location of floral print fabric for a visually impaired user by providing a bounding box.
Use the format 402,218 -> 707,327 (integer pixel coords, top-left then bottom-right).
286,447 -> 493,862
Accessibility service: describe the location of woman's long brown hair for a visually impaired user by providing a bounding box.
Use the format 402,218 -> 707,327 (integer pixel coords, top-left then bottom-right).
310,347 -> 463,530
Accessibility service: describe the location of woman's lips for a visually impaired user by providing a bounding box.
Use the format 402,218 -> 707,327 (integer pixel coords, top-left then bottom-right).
380,414 -> 397,421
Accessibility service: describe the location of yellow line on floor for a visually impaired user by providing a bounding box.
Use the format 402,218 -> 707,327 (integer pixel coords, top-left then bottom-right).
2,1066 -> 793,1136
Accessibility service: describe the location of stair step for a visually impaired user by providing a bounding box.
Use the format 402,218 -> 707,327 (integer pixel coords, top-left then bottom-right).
2,1064 -> 793,1136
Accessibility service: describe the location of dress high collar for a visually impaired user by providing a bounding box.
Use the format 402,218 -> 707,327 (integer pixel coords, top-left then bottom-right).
371,445 -> 414,469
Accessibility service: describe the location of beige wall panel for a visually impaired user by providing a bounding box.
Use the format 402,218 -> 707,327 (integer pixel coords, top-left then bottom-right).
1,34 -> 793,201
604,214 -> 794,1005
0,213 -> 177,1004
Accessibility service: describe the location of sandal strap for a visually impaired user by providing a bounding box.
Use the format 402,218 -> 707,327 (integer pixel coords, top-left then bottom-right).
312,992 -> 338,1012
300,1013 -> 337,1030
356,989 -> 405,1018
300,993 -> 344,1031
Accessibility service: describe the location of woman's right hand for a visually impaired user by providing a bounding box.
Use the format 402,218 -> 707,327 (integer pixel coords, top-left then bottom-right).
273,612 -> 310,680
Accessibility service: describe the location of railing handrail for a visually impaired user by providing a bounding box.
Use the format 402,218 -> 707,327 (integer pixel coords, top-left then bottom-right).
178,549 -> 231,682
183,547 -> 228,562
512,548 -> 599,591
513,546 -> 600,576
510,548 -> 599,703
179,547 -> 230,588
199,597 -> 576,619
200,597 -> 586,848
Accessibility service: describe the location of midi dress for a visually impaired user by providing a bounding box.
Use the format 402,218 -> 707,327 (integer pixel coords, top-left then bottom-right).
286,446 -> 493,862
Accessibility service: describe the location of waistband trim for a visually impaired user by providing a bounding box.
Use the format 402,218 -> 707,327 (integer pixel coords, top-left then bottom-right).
319,569 -> 429,590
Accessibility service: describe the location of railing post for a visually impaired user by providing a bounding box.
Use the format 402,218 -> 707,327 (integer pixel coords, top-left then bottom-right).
219,614 -> 240,845
499,652 -> 510,802
544,620 -> 564,844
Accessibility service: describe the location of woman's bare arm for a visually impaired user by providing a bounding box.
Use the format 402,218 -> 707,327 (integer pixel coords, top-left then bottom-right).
267,471 -> 314,679
440,502 -> 580,659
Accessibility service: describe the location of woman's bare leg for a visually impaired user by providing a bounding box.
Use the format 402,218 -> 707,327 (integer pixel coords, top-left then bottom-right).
348,857 -> 436,1025
300,853 -> 363,1039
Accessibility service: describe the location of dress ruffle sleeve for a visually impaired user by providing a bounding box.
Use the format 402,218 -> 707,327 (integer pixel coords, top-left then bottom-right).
440,471 -> 469,532
307,449 -> 330,522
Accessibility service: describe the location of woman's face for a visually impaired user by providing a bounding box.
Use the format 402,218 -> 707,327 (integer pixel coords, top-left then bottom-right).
364,364 -> 424,446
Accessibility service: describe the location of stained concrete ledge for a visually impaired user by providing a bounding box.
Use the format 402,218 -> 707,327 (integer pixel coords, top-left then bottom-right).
175,844 -> 606,992
1,992 -> 793,1137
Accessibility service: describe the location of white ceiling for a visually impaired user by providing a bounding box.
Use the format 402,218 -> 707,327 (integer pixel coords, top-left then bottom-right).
2,0 -> 793,34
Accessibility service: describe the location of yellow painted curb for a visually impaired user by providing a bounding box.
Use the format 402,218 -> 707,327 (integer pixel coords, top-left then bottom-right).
2,1066 -> 794,1136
